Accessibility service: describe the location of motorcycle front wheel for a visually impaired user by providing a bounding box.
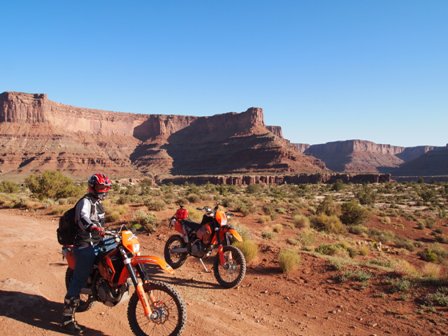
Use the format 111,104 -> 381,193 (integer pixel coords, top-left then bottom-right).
213,245 -> 246,288
127,281 -> 186,336
64,268 -> 94,312
164,235 -> 188,269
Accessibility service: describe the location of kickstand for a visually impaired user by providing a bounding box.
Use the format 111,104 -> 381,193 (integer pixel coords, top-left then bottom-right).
199,258 -> 211,273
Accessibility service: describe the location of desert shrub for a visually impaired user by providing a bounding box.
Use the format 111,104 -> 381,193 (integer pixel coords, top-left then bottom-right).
392,259 -> 418,277
331,179 -> 346,192
418,187 -> 438,203
144,199 -> 166,211
421,263 -> 443,279
334,269 -> 372,283
234,200 -> 254,217
422,288 -> 448,307
286,238 -> 299,246
234,240 -> 258,264
311,214 -> 347,234
106,211 -> 121,223
385,278 -> 412,293
262,204 -> 276,217
246,184 -> 263,194
316,196 -> 340,216
292,214 -> 310,229
25,171 -> 83,200
186,193 -> 200,203
187,208 -> 202,222
131,210 -> 159,233
315,244 -> 343,256
368,229 -> 396,244
257,215 -> 271,225
261,231 -> 274,240
418,244 -> 447,263
279,249 -> 300,273
340,200 -> 368,226
0,180 -> 20,193
394,238 -> 416,252
272,223 -> 283,233
355,185 -> 377,206
348,225 -> 368,235
298,229 -> 316,247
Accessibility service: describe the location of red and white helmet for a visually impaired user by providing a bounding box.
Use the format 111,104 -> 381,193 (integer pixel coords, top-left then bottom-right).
88,173 -> 112,195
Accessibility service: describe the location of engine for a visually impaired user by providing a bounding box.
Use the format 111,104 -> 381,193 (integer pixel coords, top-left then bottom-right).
96,278 -> 128,307
190,240 -> 207,258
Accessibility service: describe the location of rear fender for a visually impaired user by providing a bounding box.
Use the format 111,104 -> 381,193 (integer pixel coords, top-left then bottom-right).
132,255 -> 174,274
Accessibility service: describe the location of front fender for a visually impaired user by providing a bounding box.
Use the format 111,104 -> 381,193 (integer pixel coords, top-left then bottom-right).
228,228 -> 243,242
132,255 -> 174,274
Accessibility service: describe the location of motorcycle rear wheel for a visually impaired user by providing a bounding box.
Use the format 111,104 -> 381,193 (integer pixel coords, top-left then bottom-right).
127,281 -> 186,336
213,245 -> 246,288
164,235 -> 188,269
65,268 -> 94,312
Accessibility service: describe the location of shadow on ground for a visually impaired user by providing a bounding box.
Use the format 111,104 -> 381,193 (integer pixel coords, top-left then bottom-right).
0,290 -> 108,336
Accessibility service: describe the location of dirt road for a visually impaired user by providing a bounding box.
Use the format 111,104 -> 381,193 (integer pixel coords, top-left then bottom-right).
0,209 -> 446,336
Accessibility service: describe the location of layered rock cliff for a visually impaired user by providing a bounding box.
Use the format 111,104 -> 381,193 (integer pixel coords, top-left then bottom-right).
392,145 -> 448,176
0,92 -> 326,178
304,140 -> 439,174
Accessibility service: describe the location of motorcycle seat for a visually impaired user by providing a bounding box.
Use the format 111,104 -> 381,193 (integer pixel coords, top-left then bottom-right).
182,220 -> 202,231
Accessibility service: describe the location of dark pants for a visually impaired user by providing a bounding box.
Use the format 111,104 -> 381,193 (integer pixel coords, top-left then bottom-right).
66,245 -> 98,298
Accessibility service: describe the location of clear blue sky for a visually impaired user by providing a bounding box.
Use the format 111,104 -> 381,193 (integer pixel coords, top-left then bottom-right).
1,1 -> 447,147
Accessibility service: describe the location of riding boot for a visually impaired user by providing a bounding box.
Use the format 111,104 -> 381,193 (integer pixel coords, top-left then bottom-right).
61,297 -> 85,335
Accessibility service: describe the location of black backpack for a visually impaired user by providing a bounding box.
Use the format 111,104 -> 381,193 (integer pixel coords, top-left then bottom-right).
56,196 -> 93,245
57,206 -> 78,245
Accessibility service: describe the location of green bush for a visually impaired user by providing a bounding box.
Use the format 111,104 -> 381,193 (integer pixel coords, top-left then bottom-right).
0,180 -> 20,193
355,185 -> 377,206
311,214 -> 347,234
340,200 -> 368,226
279,249 -> 300,273
423,288 -> 448,307
315,244 -> 342,256
246,184 -> 263,194
131,210 -> 159,233
144,199 -> 166,211
418,244 -> 447,263
25,171 -> 83,200
316,196 -> 340,216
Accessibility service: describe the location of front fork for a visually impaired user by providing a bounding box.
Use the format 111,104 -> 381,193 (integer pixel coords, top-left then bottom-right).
119,247 -> 153,317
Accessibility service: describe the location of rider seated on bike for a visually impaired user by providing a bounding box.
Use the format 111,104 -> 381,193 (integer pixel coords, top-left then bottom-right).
61,173 -> 111,335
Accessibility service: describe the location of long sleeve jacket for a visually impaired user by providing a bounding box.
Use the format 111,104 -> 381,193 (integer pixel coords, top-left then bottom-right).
73,194 -> 106,247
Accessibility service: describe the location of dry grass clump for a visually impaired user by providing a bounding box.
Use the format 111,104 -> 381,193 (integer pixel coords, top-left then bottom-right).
311,214 -> 347,235
279,248 -> 300,273
234,240 -> 258,264
292,214 -> 310,229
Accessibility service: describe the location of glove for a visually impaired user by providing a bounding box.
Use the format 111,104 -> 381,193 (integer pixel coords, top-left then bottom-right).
91,225 -> 105,237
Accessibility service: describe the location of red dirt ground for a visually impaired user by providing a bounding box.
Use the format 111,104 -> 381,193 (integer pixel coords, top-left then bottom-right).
0,208 -> 447,336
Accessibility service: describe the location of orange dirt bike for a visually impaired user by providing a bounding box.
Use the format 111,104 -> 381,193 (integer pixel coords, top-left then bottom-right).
164,204 -> 246,288
63,226 -> 186,336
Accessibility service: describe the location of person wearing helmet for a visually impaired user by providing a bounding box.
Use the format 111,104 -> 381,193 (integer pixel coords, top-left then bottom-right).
61,173 -> 112,334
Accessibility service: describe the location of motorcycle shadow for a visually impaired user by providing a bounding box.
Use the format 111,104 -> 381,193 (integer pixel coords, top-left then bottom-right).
144,264 -> 221,290
0,289 -> 108,336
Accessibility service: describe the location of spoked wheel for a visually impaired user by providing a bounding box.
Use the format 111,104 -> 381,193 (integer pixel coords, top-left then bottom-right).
213,245 -> 246,288
65,268 -> 94,312
127,281 -> 186,336
164,235 -> 188,269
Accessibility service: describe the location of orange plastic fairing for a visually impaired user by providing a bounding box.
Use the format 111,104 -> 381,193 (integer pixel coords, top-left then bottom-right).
215,210 -> 227,226
132,255 -> 174,274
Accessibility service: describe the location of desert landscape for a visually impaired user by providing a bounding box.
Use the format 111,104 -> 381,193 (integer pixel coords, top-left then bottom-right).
0,176 -> 447,335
